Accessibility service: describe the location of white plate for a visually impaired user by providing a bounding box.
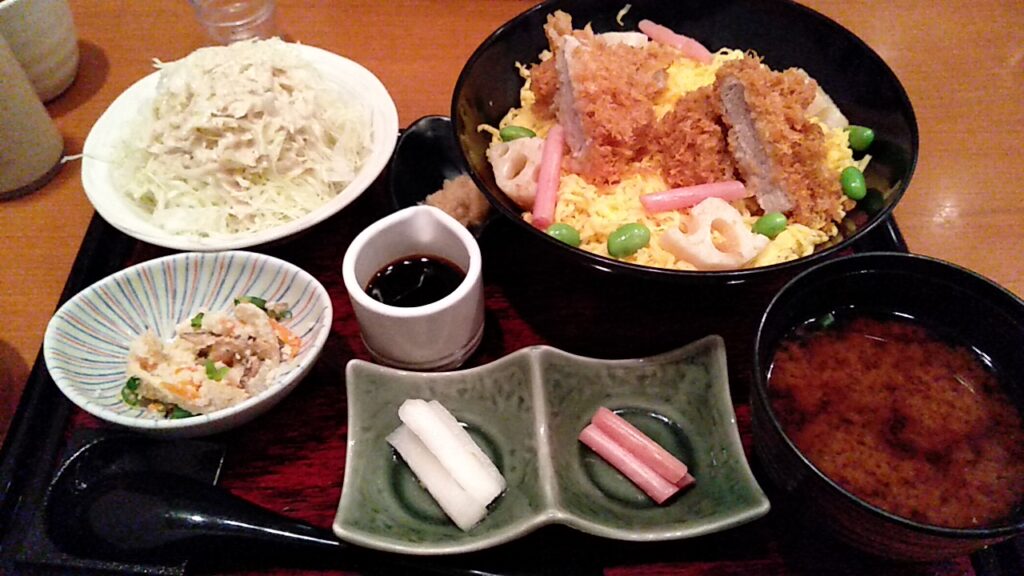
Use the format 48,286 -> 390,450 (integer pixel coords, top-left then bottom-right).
81,43 -> 399,251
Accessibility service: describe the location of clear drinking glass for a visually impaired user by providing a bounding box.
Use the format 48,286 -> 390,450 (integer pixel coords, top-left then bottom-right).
191,0 -> 277,44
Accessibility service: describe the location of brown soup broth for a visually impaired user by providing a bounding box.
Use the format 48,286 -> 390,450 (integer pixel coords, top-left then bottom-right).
767,309 -> 1024,528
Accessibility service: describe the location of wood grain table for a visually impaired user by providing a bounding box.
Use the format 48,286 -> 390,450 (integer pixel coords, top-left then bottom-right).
0,0 -> 1021,539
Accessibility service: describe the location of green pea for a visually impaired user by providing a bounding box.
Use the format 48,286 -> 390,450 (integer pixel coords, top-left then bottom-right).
546,223 -> 581,247
499,125 -> 536,142
848,125 -> 875,152
607,223 -> 650,258
840,166 -> 867,200
752,212 -> 788,239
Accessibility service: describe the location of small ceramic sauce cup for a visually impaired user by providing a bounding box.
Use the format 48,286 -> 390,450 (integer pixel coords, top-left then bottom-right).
342,205 -> 484,371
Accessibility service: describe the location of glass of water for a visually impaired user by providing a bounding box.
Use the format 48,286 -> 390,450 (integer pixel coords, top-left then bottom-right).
191,0 -> 277,44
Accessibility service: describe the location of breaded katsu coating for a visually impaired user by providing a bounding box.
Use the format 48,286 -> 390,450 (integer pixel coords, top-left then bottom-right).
716,57 -> 853,229
527,57 -> 559,123
544,12 -> 679,185
655,85 -> 737,188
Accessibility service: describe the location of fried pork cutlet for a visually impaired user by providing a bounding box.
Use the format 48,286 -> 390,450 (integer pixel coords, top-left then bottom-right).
527,10 -> 582,122
528,57 -> 559,123
545,12 -> 678,185
715,57 -> 851,229
654,85 -> 737,188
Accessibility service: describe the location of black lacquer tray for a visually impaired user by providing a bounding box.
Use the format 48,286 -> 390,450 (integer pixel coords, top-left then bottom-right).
1,120 -> 1020,576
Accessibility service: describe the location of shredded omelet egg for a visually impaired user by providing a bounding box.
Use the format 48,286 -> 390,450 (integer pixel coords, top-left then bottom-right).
486,39 -> 862,271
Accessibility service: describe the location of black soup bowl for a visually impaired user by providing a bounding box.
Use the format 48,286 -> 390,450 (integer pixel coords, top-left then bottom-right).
751,253 -> 1024,561
452,0 -> 918,286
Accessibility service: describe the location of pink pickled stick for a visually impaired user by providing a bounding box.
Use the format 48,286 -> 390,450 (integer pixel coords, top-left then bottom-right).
592,407 -> 691,484
579,424 -> 680,504
531,124 -> 565,230
640,180 -> 750,214
638,19 -> 714,64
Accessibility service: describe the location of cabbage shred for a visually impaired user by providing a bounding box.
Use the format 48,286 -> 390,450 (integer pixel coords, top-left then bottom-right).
117,38 -> 372,236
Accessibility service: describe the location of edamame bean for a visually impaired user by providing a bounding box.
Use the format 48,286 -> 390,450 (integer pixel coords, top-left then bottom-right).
753,212 -> 788,239
861,188 -> 885,214
607,223 -> 650,258
547,223 -> 581,247
848,125 -> 875,152
840,166 -> 867,200
499,126 -> 537,142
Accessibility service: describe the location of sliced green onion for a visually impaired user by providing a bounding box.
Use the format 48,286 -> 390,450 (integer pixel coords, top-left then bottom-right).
122,376 -> 141,406
818,312 -> 836,330
234,295 -> 267,310
169,406 -> 194,419
190,312 -> 205,329
204,359 -> 229,381
266,306 -> 292,321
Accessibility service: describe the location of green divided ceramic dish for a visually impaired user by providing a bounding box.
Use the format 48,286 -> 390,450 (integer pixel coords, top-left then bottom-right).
333,335 -> 769,554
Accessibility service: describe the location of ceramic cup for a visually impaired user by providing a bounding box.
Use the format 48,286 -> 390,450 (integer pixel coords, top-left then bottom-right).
0,0 -> 79,102
342,205 -> 485,371
0,33 -> 63,199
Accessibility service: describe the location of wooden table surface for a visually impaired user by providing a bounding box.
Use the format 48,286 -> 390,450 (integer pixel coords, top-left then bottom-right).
0,0 -> 1021,444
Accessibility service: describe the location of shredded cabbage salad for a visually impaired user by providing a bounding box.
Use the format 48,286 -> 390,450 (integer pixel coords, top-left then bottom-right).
116,38 -> 372,236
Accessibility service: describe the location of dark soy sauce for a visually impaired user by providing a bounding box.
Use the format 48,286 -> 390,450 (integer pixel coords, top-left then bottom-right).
365,254 -> 465,307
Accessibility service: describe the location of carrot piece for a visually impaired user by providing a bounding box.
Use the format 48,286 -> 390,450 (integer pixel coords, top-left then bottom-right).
592,407 -> 691,485
269,318 -> 301,352
638,19 -> 714,64
531,124 -> 565,230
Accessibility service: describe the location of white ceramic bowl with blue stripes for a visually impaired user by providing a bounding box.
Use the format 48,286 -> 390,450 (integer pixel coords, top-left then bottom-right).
43,251 -> 333,437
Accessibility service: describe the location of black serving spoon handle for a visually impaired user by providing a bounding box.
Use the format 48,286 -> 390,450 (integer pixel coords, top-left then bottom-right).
45,469 -> 513,575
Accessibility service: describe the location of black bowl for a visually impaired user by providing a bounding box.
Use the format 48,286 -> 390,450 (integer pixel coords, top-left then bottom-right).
388,116 -> 466,212
751,253 -> 1024,561
452,0 -> 918,285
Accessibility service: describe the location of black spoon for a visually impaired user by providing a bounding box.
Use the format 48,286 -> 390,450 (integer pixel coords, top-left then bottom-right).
41,435 -> 518,575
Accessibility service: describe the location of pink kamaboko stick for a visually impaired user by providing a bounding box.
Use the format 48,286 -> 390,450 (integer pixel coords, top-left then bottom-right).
639,180 -> 750,214
592,406 -> 691,485
531,124 -> 565,230
638,19 -> 714,64
578,423 -> 680,504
